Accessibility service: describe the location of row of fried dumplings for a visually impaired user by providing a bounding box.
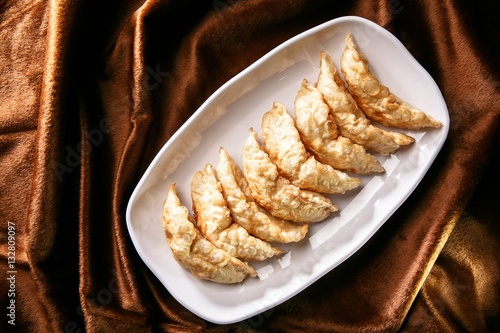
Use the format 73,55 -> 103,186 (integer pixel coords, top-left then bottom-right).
161,34 -> 442,284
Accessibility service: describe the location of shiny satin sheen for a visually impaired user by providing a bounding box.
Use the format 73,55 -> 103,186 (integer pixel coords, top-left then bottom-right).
0,0 -> 499,332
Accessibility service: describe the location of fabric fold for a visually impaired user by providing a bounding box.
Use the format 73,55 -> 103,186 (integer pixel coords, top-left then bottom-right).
0,0 -> 498,332
23,0 -> 82,331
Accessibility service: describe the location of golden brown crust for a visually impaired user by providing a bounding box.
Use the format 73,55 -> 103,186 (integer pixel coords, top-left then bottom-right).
191,163 -> 283,261
242,128 -> 338,223
294,79 -> 385,174
162,183 -> 257,283
217,147 -> 309,243
340,34 -> 442,129
316,50 -> 415,155
261,102 -> 362,193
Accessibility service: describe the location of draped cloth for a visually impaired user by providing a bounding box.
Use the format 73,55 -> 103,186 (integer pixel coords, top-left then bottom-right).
1,0 -> 499,332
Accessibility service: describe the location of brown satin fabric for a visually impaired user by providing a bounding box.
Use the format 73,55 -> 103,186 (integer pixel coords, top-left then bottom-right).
1,0 -> 499,332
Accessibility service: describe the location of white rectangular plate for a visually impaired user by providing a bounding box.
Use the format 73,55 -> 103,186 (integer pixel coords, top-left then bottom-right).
126,16 -> 449,324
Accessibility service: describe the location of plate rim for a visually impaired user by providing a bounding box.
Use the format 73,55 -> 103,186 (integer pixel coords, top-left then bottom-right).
126,15 -> 450,324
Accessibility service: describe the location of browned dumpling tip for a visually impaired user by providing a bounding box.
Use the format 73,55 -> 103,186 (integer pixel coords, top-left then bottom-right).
261,102 -> 362,194
162,183 -> 257,283
191,163 -> 283,261
294,78 -> 385,174
340,34 -> 442,129
316,50 -> 414,155
242,128 -> 338,223
217,147 -> 309,243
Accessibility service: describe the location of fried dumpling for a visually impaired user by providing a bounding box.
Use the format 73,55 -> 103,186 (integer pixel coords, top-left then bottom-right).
162,183 -> 257,283
191,163 -> 283,261
294,79 -> 384,174
316,50 -> 415,156
261,102 -> 361,193
217,147 -> 308,243
242,128 -> 338,223
340,34 -> 442,129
